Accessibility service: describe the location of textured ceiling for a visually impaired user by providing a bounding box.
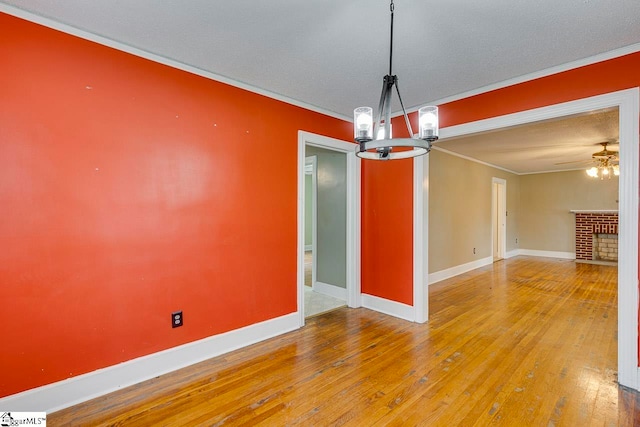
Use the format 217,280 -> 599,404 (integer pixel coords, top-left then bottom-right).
436,109 -> 619,174
0,0 -> 637,173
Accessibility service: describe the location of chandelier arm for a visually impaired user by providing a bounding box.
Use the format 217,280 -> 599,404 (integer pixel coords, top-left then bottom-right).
394,78 -> 415,138
374,77 -> 389,139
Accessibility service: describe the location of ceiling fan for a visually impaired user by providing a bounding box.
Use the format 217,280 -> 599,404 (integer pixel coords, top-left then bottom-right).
554,141 -> 619,165
586,141 -> 619,179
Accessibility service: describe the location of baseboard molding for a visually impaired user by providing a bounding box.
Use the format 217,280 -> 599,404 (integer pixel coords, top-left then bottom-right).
505,249 -> 520,259
361,294 -> 414,322
517,249 -> 575,259
428,256 -> 493,285
313,281 -> 347,301
0,312 -> 300,413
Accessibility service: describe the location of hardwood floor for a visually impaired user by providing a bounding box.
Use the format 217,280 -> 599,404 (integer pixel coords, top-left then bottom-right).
49,257 -> 640,426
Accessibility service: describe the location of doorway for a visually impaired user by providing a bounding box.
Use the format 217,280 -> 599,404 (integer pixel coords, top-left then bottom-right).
297,131 -> 361,326
492,178 -> 506,261
421,88 -> 639,389
304,148 -> 347,317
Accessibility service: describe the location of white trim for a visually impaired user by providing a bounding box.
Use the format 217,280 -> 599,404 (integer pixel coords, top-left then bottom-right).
432,146 -> 519,175
517,249 -> 575,259
432,144 -> 592,175
305,156 -> 318,290
492,178 -> 507,261
314,281 -> 347,301
0,312 -> 299,413
431,88 -> 639,391
0,5 -> 351,123
346,149 -> 362,308
304,245 -> 312,251
616,88 -> 640,390
428,256 -> 494,285
413,154 -> 428,323
505,249 -> 520,259
297,131 -> 360,327
403,43 -> 640,113
3,3 -> 638,124
361,294 -> 415,322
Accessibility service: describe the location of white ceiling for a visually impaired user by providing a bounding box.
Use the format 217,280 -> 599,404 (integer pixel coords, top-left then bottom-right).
1,0 -> 638,173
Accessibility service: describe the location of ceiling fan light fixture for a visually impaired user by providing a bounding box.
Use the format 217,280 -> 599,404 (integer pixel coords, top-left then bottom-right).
586,166 -> 599,178
353,0 -> 438,160
586,141 -> 619,179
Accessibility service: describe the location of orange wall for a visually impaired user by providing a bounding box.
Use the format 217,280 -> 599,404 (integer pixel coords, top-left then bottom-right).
439,52 -> 640,127
361,51 -> 640,307
0,13 -> 351,397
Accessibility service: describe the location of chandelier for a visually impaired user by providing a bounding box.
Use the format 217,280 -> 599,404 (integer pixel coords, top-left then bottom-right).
353,0 -> 439,160
585,142 -> 619,179
586,158 -> 619,179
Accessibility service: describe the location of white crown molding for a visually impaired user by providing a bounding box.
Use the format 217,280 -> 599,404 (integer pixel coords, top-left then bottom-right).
404,42 -> 640,113
0,4 -> 352,123
431,146 -> 519,175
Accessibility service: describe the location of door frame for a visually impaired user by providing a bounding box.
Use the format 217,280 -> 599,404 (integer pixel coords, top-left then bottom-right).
492,177 -> 507,261
304,156 -> 318,288
297,131 -> 361,326
417,88 -> 639,390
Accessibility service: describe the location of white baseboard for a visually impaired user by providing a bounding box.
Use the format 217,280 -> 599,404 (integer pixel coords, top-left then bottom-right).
361,293 -> 414,322
517,249 -> 575,259
0,312 -> 300,413
313,281 -> 347,301
505,249 -> 520,259
428,256 -> 493,285
304,245 -> 312,251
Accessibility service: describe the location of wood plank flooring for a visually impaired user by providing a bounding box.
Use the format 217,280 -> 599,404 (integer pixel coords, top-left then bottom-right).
49,257 -> 640,426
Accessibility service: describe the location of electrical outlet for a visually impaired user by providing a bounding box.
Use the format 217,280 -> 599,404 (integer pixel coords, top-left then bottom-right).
172,311 -> 183,328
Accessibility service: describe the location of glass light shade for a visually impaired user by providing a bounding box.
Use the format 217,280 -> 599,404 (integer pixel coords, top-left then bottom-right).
586,167 -> 599,178
354,107 -> 373,141
602,168 -> 609,176
376,123 -> 392,140
613,165 -> 620,176
419,106 -> 439,140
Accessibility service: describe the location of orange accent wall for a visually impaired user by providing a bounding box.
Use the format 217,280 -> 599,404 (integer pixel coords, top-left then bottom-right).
361,154 -> 414,305
0,13 -> 351,397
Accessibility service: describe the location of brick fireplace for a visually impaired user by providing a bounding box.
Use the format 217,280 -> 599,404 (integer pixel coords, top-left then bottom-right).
571,210 -> 618,264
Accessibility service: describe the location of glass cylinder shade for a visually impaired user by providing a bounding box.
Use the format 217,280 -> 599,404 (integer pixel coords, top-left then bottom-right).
354,107 -> 373,142
586,167 -> 599,178
419,106 -> 439,140
376,123 -> 392,140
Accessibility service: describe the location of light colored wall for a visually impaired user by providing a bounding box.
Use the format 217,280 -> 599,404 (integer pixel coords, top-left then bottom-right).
519,170 -> 619,252
304,169 -> 313,247
428,150 -> 520,273
306,146 -> 347,288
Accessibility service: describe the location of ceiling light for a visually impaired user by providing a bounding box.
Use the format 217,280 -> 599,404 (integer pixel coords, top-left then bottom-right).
353,0 -> 438,160
585,142 -> 619,180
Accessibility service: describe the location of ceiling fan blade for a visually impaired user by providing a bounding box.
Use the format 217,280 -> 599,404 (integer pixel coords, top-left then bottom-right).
554,159 -> 594,165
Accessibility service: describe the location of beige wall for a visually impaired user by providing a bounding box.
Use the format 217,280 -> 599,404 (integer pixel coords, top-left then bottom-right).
519,170 -> 619,252
429,150 -> 520,273
429,151 -> 619,273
